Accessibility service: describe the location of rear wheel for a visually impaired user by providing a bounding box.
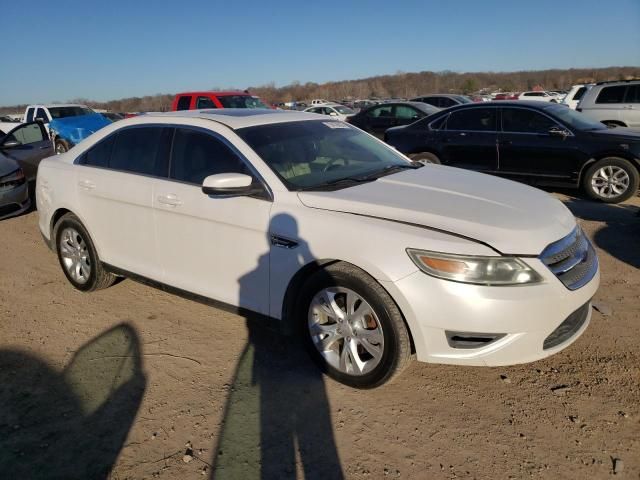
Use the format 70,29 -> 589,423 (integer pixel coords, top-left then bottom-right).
409,152 -> 441,165
583,157 -> 639,203
54,213 -> 116,291
298,262 -> 412,388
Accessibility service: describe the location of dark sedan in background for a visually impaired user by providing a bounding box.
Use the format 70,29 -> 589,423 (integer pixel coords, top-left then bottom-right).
385,101 -> 640,203
0,122 -> 53,219
347,101 -> 440,138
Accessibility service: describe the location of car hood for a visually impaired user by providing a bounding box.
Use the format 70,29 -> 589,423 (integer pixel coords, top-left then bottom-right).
588,126 -> 640,141
0,151 -> 19,177
297,166 -> 576,255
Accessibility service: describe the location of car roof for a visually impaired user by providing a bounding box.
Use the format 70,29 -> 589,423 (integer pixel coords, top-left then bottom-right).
175,91 -> 254,97
28,104 -> 88,108
142,108 -> 326,129
444,100 -> 557,110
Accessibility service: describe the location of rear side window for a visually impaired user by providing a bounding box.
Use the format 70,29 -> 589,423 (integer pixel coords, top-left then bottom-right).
110,127 -> 169,176
196,96 -> 217,109
596,86 -> 626,104
624,85 -> 640,103
83,135 -> 115,168
170,128 -> 248,185
394,105 -> 422,119
446,108 -> 496,131
176,96 -> 192,110
367,105 -> 393,117
502,108 -> 556,133
26,108 -> 35,122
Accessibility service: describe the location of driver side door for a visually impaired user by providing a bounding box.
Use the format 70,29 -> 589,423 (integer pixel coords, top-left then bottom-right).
0,122 -> 53,180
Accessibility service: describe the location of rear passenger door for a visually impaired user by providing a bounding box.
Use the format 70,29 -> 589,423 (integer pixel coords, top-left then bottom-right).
75,126 -> 171,279
153,126 -> 272,314
439,107 -> 498,171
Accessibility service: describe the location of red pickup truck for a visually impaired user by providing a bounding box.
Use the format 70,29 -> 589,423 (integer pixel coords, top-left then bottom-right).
171,91 -> 270,110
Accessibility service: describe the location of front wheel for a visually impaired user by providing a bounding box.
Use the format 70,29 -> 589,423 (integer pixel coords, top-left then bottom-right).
583,157 -> 639,203
409,152 -> 441,165
298,262 -> 412,388
55,139 -> 70,154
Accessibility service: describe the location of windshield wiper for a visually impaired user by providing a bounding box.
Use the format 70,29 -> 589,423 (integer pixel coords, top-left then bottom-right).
298,176 -> 377,191
352,163 -> 422,182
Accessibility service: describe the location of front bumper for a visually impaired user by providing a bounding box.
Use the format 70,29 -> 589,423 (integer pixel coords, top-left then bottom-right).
0,182 -> 30,220
382,256 -> 600,366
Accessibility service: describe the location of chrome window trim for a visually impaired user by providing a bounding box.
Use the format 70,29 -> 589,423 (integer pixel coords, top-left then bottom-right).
74,123 -> 274,202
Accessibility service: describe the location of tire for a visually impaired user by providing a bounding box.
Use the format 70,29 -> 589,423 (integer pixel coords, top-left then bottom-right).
409,152 -> 441,165
53,213 -> 116,292
583,157 -> 639,204
55,139 -> 70,155
297,262 -> 412,388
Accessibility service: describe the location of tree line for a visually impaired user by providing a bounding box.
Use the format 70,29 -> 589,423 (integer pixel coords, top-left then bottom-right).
2,66 -> 638,114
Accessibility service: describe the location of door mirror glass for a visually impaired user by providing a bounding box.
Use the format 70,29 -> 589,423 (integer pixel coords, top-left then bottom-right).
202,173 -> 259,196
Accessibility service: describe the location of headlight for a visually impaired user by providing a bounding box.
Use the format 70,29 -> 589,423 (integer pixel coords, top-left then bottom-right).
406,249 -> 543,286
0,168 -> 26,189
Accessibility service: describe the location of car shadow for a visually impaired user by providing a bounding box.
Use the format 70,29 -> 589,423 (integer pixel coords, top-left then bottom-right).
210,213 -> 344,480
0,323 -> 146,479
562,196 -> 640,269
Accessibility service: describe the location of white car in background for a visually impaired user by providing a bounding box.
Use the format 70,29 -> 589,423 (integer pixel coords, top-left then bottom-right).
36,109 -> 599,388
518,91 -> 559,102
562,84 -> 593,110
304,104 -> 357,121
310,99 -> 330,106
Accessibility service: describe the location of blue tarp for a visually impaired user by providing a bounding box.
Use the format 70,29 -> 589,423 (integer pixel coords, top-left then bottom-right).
49,113 -> 112,146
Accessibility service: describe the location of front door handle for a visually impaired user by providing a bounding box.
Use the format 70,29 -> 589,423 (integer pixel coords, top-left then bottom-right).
78,180 -> 95,190
157,194 -> 182,207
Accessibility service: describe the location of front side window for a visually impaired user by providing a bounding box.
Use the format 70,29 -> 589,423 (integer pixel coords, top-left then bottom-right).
176,96 -> 192,110
110,127 -> 169,176
446,108 -> 496,131
596,86 -> 626,104
170,128 -> 249,184
502,108 -> 556,133
6,123 -> 45,145
238,121 -> 412,190
196,96 -> 217,109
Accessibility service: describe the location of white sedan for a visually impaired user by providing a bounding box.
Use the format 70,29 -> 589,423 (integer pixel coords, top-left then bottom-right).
36,109 -> 599,388
304,104 -> 357,121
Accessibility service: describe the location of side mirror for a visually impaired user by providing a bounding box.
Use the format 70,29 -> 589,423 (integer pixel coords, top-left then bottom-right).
1,139 -> 20,149
202,173 -> 261,197
548,126 -> 570,137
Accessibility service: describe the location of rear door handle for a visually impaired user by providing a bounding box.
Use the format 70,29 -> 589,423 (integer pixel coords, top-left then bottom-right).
157,194 -> 182,207
78,180 -> 95,190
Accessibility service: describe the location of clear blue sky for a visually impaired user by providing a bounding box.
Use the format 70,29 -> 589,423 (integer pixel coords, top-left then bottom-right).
2,0 -> 639,106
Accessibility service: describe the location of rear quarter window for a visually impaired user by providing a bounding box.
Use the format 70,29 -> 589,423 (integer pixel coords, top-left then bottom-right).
596,86 -> 627,104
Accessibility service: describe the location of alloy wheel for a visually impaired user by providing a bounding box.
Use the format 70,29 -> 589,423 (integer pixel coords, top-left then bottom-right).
308,287 -> 384,376
591,165 -> 630,199
59,227 -> 91,284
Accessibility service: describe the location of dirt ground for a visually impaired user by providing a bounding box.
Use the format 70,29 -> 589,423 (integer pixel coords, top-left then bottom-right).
0,192 -> 638,480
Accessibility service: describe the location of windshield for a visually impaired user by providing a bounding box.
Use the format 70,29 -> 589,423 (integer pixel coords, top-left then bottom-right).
455,96 -> 473,104
333,106 -> 355,114
48,106 -> 94,119
545,104 -> 607,130
237,120 -> 412,190
217,95 -> 269,109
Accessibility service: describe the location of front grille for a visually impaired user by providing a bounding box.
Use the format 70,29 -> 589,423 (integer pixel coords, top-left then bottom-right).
543,302 -> 590,350
539,226 -> 598,290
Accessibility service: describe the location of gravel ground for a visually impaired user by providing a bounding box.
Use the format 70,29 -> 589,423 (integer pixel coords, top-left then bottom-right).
0,193 -> 638,480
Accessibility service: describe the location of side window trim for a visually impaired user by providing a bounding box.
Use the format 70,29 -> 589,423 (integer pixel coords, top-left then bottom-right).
499,107 -> 573,136
165,125 -> 273,201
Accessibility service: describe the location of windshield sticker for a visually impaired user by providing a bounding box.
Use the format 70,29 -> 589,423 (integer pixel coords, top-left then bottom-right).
323,121 -> 350,129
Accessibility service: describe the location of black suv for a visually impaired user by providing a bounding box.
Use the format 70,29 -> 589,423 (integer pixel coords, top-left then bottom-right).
385,101 -> 640,203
